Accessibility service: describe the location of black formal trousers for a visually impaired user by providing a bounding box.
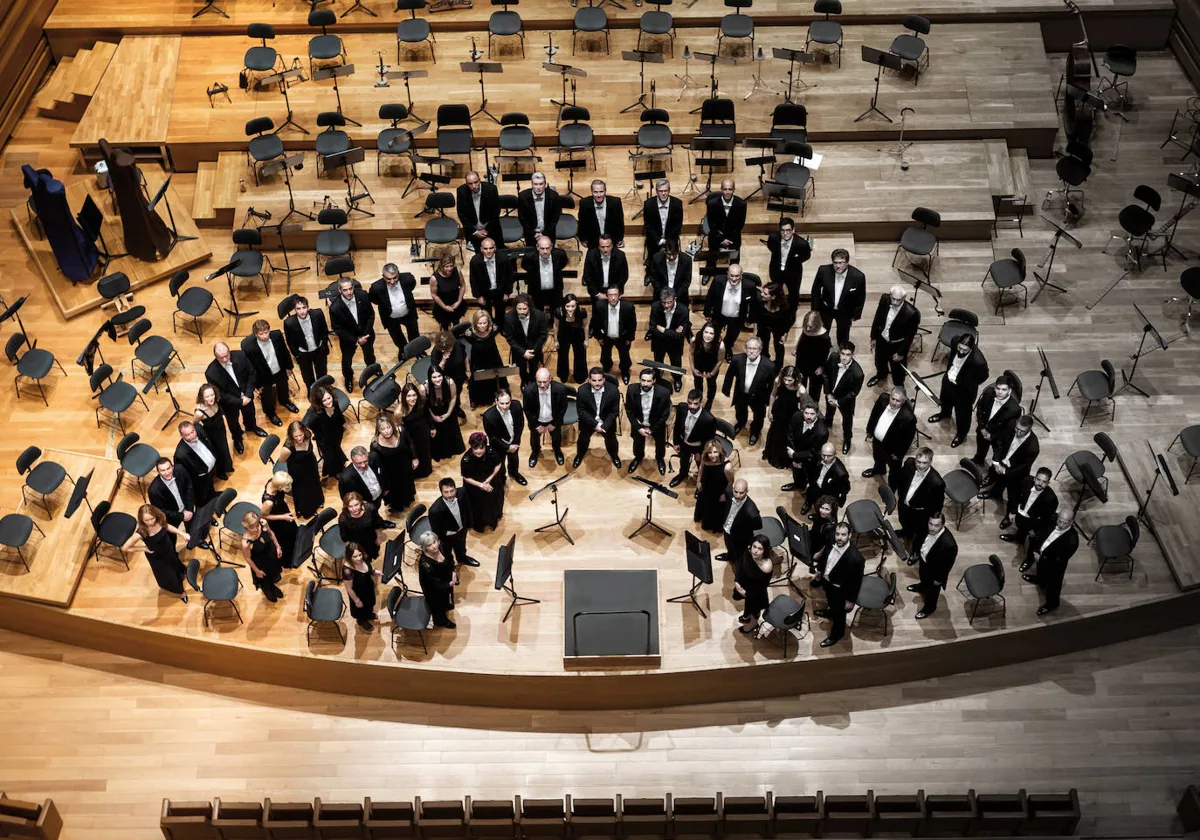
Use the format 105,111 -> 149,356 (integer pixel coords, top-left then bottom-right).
734,400 -> 768,437
790,459 -> 817,490
599,338 -> 632,376
442,529 -> 469,568
652,343 -> 685,387
693,375 -> 718,411
714,315 -> 745,356
824,396 -> 856,440
557,337 -> 588,384
938,378 -> 976,440
382,313 -> 421,354
871,439 -> 903,487
898,502 -> 932,547
831,314 -> 854,347
337,335 -> 377,385
917,561 -> 943,613
816,579 -> 848,641
259,368 -> 291,418
576,423 -> 619,459
631,426 -> 667,462
1034,559 -> 1067,609
528,424 -> 564,457
295,353 -> 328,391
222,399 -> 258,444
873,340 -> 908,386
676,441 -> 702,478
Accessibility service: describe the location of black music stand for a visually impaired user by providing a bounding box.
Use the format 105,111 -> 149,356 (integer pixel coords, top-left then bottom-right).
461,58 -> 504,124
544,61 -> 587,116
495,534 -> 540,622
1032,216 -> 1078,302
1137,441 -> 1180,527
620,49 -> 665,113
76,194 -> 127,273
555,157 -> 587,200
900,364 -> 938,441
774,46 -> 817,101
312,64 -> 360,126
689,51 -> 736,113
625,165 -> 666,218
323,146 -> 375,218
384,68 -> 429,122
64,469 -> 94,519
688,136 -> 734,204
147,174 -> 198,258
207,256 -> 260,336
629,475 -> 678,539
762,179 -> 808,220
188,491 -> 241,567
257,67 -> 308,134
144,367 -> 191,430
856,46 -> 902,123
263,152 -> 314,232
1115,302 -> 1165,398
666,531 -> 713,617
1027,346 -> 1060,433
1152,171 -> 1200,267
531,472 -> 574,544
743,137 -> 779,201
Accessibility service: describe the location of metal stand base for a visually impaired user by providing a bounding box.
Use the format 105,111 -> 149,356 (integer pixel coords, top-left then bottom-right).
667,574 -> 707,617
534,491 -> 574,544
630,488 -> 671,539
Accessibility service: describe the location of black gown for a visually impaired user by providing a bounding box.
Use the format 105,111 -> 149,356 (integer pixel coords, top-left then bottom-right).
196,407 -> 234,478
464,330 -> 508,407
305,407 -> 347,478
556,313 -> 588,384
735,552 -> 773,619
342,560 -> 377,622
371,436 -> 416,512
262,488 -> 297,568
432,270 -> 469,328
795,331 -> 832,399
460,449 -> 506,531
338,504 -> 388,561
695,461 -> 730,532
246,531 -> 282,593
428,386 -> 466,462
764,387 -> 801,469
418,554 -> 456,625
400,410 -> 433,479
284,441 -> 324,519
432,342 -> 470,397
809,517 -> 836,570
692,342 -> 721,411
143,527 -> 185,595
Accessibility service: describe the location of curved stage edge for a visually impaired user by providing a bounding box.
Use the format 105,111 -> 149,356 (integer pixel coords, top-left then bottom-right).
1,591 -> 1198,710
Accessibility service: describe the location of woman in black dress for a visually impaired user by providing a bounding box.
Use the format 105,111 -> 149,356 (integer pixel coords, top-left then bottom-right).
277,421 -> 324,519
260,472 -> 297,568
397,383 -> 433,479
430,254 -> 468,330
808,495 -> 840,570
460,432 -> 506,532
305,385 -> 346,480
241,510 -> 284,602
122,504 -> 189,602
416,531 -> 457,628
464,310 -> 508,408
341,541 -> 383,631
755,282 -> 795,364
426,366 -> 466,462
194,384 -> 234,479
795,309 -> 832,402
431,330 -> 469,405
371,415 -> 417,513
338,492 -> 388,561
734,535 -> 774,634
691,321 -> 722,412
555,294 -> 589,385
763,365 -> 805,469
694,439 -> 735,532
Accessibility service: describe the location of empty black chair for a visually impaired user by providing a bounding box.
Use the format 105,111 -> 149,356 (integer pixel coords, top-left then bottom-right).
556,195 -> 580,250
1168,425 -> 1200,483
388,585 -> 431,652
245,116 -> 284,186
396,0 -> 435,62
128,318 -> 183,382
698,96 -> 736,144
1098,44 -> 1136,110
315,111 -> 351,177
16,446 -> 73,515
1056,431 -> 1117,493
1068,360 -> 1116,426
5,332 -> 66,407
894,206 -> 941,279
1092,514 -> 1140,579
760,594 -> 808,656
169,269 -> 219,342
88,499 -> 137,568
186,558 -> 244,627
1106,184 -> 1160,270
497,112 -> 537,173
573,1 -> 609,55
0,512 -> 44,571
770,102 -> 808,146
890,15 -> 930,83
305,580 -> 346,643
557,106 -> 596,168
852,570 -> 896,633
230,227 -> 272,293
307,9 -> 345,76
943,458 -> 984,527
488,0 -> 524,58
358,363 -> 402,419
1045,140 -> 1093,213
89,363 -> 147,432
244,23 -> 281,82
421,192 -> 462,259
116,432 -> 159,498
436,103 -> 474,168
638,0 -> 676,55
717,0 -> 754,56
806,0 -> 843,66
377,103 -> 416,177
315,207 -> 352,274
982,248 -> 1028,323
773,140 -> 815,216
404,503 -> 434,561
957,554 -> 1006,624
498,193 -> 524,246
636,108 -> 674,163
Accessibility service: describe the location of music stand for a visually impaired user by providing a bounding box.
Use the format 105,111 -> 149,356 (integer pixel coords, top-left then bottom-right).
626,164 -> 666,216
204,256 -> 259,336
64,469 -> 94,519
256,67 -> 308,134
1030,216 -> 1078,303
1114,302 -> 1164,398
689,51 -> 736,114
76,194 -> 127,271
144,367 -> 191,430
675,45 -> 704,100
495,534 -> 540,622
384,68 -> 429,122
745,46 -> 778,100
262,152 -> 314,233
774,47 -> 817,101
666,531 -> 713,617
762,179 -> 808,220
629,474 -> 678,539
531,472 -> 575,544
1137,441 -> 1180,526
900,364 -> 938,441
1026,346 -> 1059,433
620,49 -> 664,113
76,320 -> 115,376
688,136 -> 735,204
1151,171 -> 1200,267
147,174 -> 199,257
554,157 -> 587,200
312,64 -> 360,126
856,46 -> 902,123
742,137 -> 779,201
544,61 -> 586,115
473,365 -> 520,386
323,146 -> 375,218
461,58 -> 504,123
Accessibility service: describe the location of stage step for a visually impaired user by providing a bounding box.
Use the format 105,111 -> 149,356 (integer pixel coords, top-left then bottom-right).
1009,148 -> 1035,208
34,56 -> 75,118
195,153 -> 245,228
68,41 -> 118,102
192,161 -> 218,226
34,41 -> 118,121
984,140 -> 1016,197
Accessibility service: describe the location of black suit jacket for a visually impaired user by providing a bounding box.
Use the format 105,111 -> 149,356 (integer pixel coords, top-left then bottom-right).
582,248 -> 631,298
893,459 -> 947,513
765,231 -> 812,293
456,181 -> 503,243
516,187 -> 562,244
468,253 -> 516,300
865,393 -> 917,458
869,297 -> 921,354
992,430 -> 1039,479
329,290 -> 376,344
974,388 -> 1022,440
705,195 -> 747,250
239,330 -> 294,385
578,196 -> 625,249
787,415 -> 829,465
806,458 -> 851,503
502,309 -> 549,357
368,275 -> 419,324
283,309 -> 330,360
647,302 -> 692,345
642,196 -> 684,246
624,383 -> 671,432
1028,521 -> 1080,570
205,352 -> 256,405
943,335 -> 990,393
429,492 -> 475,536
704,276 -> 758,321
522,381 -> 570,426
811,264 -> 867,323
482,403 -> 526,453
818,542 -> 865,603
672,405 -> 717,447
521,249 -> 569,297
919,527 -> 959,585
646,251 -> 693,305
577,382 -> 621,432
148,467 -> 195,526
720,495 -> 762,546
174,428 -> 217,481
722,354 -> 777,407
823,355 -> 865,405
1012,478 -> 1059,528
338,459 -> 385,502
589,299 -> 638,344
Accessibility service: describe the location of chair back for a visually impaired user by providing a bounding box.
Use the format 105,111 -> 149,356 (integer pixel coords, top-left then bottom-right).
1125,514 -> 1140,547
379,103 -> 409,124
359,363 -> 384,389
771,102 -> 807,131
317,111 -> 347,129
1065,140 -> 1094,167
912,206 -> 941,228
397,0 -> 427,12
15,445 -> 40,475
4,332 -> 27,364
259,434 -> 280,465
1003,368 -> 1023,403
186,558 -> 201,591
561,105 -> 590,123
318,207 -> 348,227
1133,184 -> 1161,212
276,294 -> 299,319
313,506 -> 338,534
325,256 -> 355,277
988,554 -> 1006,588
1094,432 -> 1118,462
116,433 -> 139,461
946,307 -> 978,328
878,483 -> 896,515
97,272 -> 131,299
214,487 -> 238,517
1100,359 -> 1116,393
128,318 -> 152,345
958,457 -> 986,485
501,111 -> 530,126
89,364 -> 114,393
903,13 -> 930,34
437,103 -> 472,128
387,584 -> 404,618
814,0 -> 840,14
90,498 -> 111,531
1107,43 -> 1136,64
304,579 -> 317,615
1011,248 -> 1027,277
309,8 -> 336,27
168,270 -> 190,297
245,116 -> 275,137
425,191 -> 457,214
247,22 -> 275,41
641,108 -> 670,125
406,503 -> 429,533
402,335 -> 433,361
700,97 -> 735,123
233,227 -> 262,247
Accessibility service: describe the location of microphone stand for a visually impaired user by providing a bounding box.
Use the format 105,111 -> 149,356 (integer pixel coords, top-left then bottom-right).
1026,368 -> 1053,432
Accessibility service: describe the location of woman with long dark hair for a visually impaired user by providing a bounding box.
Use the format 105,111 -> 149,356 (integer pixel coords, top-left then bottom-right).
460,431 -> 506,531
755,282 -> 794,364
691,321 -> 722,412
121,504 -> 189,602
555,293 -> 589,384
734,535 -> 774,633
371,415 -> 417,512
342,541 -> 383,632
427,366 -> 466,461
694,438 -> 735,532
795,309 -> 832,401
194,383 -> 234,478
430,253 -> 468,330
763,365 -> 805,469
397,383 -> 433,479
305,385 -> 346,479
276,420 -> 324,518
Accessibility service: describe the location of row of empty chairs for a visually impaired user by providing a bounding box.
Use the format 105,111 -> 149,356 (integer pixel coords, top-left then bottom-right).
0,795 -> 62,840
160,790 -> 1081,840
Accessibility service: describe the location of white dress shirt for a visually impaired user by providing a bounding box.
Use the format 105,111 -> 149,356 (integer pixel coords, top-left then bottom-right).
538,387 -> 553,423
387,281 -> 410,317
638,388 -> 653,426
881,305 -> 900,341
485,258 -> 497,291
723,497 -> 746,534
816,459 -> 833,486
518,314 -> 531,338
606,304 -> 621,338
874,405 -> 899,441
1018,486 -> 1043,518
721,281 -> 742,318
498,408 -> 515,442
357,465 -> 382,500
657,201 -> 670,243
342,294 -> 359,324
834,362 -> 850,391
591,385 -> 606,429
1039,525 -> 1070,553
533,193 -> 545,231
824,541 -> 848,576
920,528 -> 943,561
905,467 -> 929,504
471,191 -> 483,229
221,361 -> 238,388
683,409 -> 700,444
947,352 -> 968,384
257,337 -> 281,375
594,200 -> 607,233
163,477 -> 184,511
601,254 -> 611,287
665,256 -> 678,288
778,236 -> 792,269
833,269 -> 847,309
743,357 -> 760,393
539,258 -> 554,290
989,395 -> 1009,420
186,438 -> 216,473
446,497 -> 463,531
298,315 -> 318,352
998,431 -> 1028,469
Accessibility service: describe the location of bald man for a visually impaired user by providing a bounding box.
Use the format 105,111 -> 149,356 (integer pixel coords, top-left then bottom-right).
456,169 -> 503,249
705,178 -> 747,255
868,285 -> 921,388
717,479 -> 762,563
204,341 -> 263,455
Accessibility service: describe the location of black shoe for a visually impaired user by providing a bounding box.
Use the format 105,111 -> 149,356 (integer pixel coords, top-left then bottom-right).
264,589 -> 278,603
268,415 -> 283,427
612,457 -> 622,469
555,451 -> 565,466
357,620 -> 374,632
999,534 -> 1019,543
781,483 -> 799,492
813,608 -> 830,619
180,593 -> 188,603
950,437 -> 964,448
928,413 -> 945,423
511,472 -> 528,486
820,636 -> 840,648
915,609 -> 934,620
1022,573 -> 1038,584
234,440 -> 245,455
628,458 -> 642,474
861,468 -> 880,478
285,402 -> 300,413
459,557 -> 481,567
999,517 -> 1012,529
669,475 -> 685,488
251,427 -> 269,438
737,614 -> 753,623
656,460 -> 667,475
732,590 -> 744,601
443,619 -> 457,629
906,583 -> 922,593
971,457 -> 985,466
738,624 -> 757,634
1036,605 -> 1055,616
345,378 -> 355,394
725,350 -> 734,363
573,455 -> 583,469
842,442 -> 851,454
529,456 -> 538,469
979,490 -> 998,500
866,375 -> 882,387
732,424 -> 744,438
621,374 -> 630,385
714,552 -> 729,562
673,378 -> 682,392
800,501 -> 812,513
748,434 -> 759,446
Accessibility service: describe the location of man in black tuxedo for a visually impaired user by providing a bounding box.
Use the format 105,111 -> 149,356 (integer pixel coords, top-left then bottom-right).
517,172 -> 561,247
522,367 -> 569,467
482,389 -> 527,486
930,333 -> 990,448
578,179 -> 625,250
328,277 -> 377,394
705,179 -> 747,255
503,294 -> 548,388
573,367 -> 622,469
283,295 -> 330,391
428,477 -> 480,569
643,179 -> 684,261
868,286 -> 921,387
822,342 -> 864,453
717,479 -> 762,562
891,446 -> 946,546
805,442 -> 851,511
205,341 -> 263,455
522,235 -> 568,321
456,169 -> 503,250
981,414 -> 1039,506
907,510 -> 958,619
468,238 -> 515,323
338,446 -> 385,506
670,389 -> 717,488
1022,510 -> 1080,615
722,336 -> 776,445
590,285 -> 637,384
240,319 -> 297,427
1000,467 -> 1058,544
864,387 -> 917,487
148,457 -> 195,527
704,263 -> 757,361
174,421 -> 220,506
810,248 -> 867,346
582,235 -> 630,301
625,368 -> 671,474
648,289 -> 691,392
812,522 -> 865,647
972,375 -> 1021,465
782,403 -> 828,492
369,263 -> 421,353
765,217 -> 812,309
646,238 -> 693,307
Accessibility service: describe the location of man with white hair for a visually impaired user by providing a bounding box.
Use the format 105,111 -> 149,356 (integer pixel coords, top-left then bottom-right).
1022,510 -> 1079,615
517,172 -> 562,247
721,335 -> 776,446
867,285 -> 921,387
643,179 -> 683,261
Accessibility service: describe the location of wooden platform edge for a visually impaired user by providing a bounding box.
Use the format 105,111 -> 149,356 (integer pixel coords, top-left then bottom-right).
0,588 -> 1195,710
